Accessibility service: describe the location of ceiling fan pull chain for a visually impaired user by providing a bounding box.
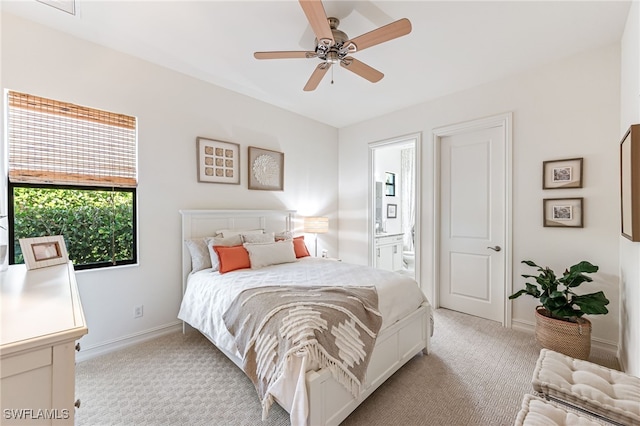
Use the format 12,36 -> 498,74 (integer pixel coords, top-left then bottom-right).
331,65 -> 334,85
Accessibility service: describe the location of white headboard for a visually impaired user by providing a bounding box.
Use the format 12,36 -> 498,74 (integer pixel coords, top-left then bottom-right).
179,209 -> 296,295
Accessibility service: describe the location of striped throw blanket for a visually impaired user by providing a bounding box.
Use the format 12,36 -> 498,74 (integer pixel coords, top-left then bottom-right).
223,285 -> 382,419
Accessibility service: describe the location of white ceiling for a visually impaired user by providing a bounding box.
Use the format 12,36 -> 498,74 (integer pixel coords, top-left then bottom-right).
2,0 -> 632,128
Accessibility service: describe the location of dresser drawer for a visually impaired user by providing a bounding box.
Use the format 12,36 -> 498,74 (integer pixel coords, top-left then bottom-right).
1,347 -> 52,379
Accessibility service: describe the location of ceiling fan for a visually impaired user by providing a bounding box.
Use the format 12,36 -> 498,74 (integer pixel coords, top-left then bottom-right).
254,0 -> 412,91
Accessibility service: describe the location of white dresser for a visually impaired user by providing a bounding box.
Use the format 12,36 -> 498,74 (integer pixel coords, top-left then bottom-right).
374,233 -> 404,272
1,261 -> 88,425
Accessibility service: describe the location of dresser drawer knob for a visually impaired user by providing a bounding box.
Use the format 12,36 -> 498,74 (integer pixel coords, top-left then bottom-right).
74,399 -> 81,408
75,343 -> 81,352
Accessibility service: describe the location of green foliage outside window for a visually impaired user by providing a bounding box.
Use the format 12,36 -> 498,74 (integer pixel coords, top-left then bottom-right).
11,186 -> 135,268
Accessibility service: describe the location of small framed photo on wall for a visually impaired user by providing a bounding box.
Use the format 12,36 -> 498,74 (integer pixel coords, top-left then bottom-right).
387,204 -> 397,218
543,198 -> 583,228
542,158 -> 583,189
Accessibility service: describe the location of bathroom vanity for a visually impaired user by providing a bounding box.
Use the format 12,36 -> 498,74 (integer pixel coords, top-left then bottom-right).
374,233 -> 403,272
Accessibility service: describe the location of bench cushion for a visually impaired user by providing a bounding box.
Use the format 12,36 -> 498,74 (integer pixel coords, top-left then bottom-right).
514,394 -> 609,426
532,349 -> 640,426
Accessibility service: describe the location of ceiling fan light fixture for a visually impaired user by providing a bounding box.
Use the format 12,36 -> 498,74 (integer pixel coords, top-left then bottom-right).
326,51 -> 340,64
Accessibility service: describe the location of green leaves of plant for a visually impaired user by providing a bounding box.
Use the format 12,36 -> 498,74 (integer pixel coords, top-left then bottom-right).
509,260 -> 609,320
12,187 -> 134,266
561,261 -> 598,288
572,291 -> 609,315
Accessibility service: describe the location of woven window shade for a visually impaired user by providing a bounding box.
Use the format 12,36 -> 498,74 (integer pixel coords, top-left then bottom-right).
7,91 -> 137,187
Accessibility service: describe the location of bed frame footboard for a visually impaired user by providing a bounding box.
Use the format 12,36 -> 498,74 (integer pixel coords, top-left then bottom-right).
306,303 -> 431,426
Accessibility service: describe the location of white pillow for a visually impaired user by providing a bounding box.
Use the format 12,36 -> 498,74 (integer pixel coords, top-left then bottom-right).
218,229 -> 264,238
275,231 -> 293,241
206,235 -> 243,271
243,240 -> 297,269
242,232 -> 275,244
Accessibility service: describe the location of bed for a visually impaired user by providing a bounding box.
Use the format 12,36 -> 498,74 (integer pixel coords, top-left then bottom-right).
178,209 -> 432,426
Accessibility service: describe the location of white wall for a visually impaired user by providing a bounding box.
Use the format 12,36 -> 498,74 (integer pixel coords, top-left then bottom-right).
1,13 -> 339,356
338,44 -> 622,348
619,0 -> 640,376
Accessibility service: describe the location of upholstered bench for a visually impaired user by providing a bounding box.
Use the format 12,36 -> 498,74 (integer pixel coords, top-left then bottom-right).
514,394 -> 613,425
532,349 -> 640,426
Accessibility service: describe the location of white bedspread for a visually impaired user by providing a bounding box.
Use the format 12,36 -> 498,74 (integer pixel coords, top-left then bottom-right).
177,257 -> 427,425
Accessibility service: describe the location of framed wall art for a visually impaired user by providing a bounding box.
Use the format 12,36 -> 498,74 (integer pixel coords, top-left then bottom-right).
543,197 -> 583,228
543,157 -> 583,189
196,137 -> 240,184
19,235 -> 69,270
387,204 -> 397,218
621,124 -> 640,241
248,146 -> 284,191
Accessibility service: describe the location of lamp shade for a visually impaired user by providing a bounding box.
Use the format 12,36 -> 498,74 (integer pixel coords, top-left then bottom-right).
303,217 -> 329,234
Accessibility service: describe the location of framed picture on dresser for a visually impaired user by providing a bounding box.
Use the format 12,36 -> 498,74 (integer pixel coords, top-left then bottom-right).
19,235 -> 69,270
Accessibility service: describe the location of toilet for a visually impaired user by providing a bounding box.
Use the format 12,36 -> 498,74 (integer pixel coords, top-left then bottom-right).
403,251 -> 415,271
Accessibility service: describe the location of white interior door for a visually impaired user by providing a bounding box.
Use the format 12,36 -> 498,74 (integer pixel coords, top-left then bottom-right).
438,120 -> 508,323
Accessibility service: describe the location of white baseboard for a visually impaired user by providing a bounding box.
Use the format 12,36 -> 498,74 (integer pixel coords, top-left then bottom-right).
75,321 -> 182,363
510,319 -> 618,357
511,318 -> 535,334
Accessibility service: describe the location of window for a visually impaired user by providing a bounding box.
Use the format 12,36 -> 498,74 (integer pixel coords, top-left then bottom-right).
6,91 -> 137,270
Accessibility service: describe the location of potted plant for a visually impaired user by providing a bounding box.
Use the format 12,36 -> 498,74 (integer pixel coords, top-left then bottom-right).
509,260 -> 609,359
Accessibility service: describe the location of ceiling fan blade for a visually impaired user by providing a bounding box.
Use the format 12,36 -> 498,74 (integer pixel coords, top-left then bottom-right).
340,57 -> 384,83
347,18 -> 412,52
303,62 -> 331,91
299,0 -> 334,47
254,51 -> 317,60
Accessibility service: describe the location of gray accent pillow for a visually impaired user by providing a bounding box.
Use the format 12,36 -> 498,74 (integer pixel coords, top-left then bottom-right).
184,238 -> 212,273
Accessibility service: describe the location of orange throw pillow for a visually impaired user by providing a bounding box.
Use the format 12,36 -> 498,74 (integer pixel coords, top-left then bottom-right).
213,245 -> 251,273
292,236 -> 310,258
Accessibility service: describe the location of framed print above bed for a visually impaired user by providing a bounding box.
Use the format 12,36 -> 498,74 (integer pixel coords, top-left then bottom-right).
196,137 -> 240,184
543,157 -> 583,189
248,146 -> 284,191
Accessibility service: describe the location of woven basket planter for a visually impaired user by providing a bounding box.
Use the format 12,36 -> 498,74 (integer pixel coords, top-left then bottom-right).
535,307 -> 591,360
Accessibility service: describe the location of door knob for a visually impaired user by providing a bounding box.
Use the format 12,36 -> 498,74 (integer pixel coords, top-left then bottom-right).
487,246 -> 502,252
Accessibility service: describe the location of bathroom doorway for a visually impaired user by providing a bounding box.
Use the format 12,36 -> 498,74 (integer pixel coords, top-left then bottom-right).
369,133 -> 421,282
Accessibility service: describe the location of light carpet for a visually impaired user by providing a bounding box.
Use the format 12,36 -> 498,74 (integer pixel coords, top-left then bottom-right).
76,308 -> 619,426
